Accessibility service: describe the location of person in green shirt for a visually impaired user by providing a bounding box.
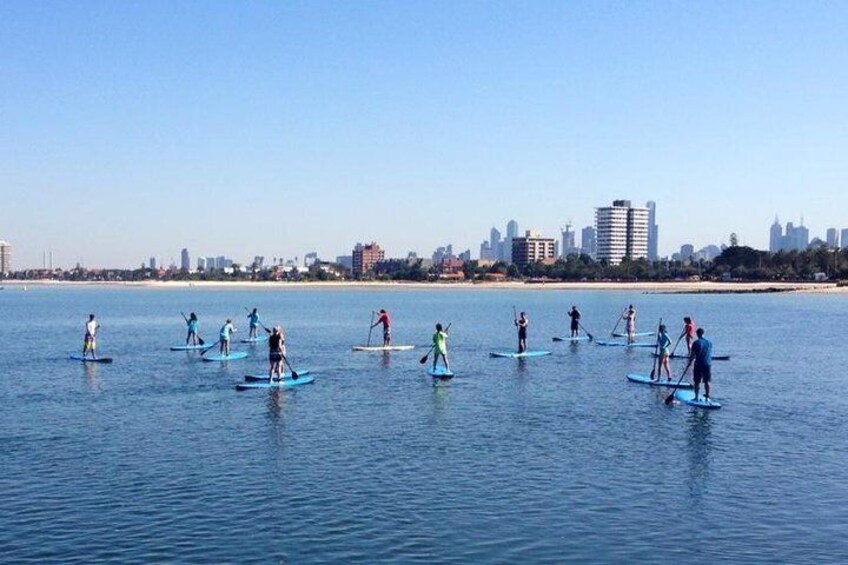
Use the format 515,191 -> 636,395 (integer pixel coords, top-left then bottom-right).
432,323 -> 450,372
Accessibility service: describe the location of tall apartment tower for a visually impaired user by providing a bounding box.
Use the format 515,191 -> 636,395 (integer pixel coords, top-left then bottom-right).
580,226 -> 597,258
180,248 -> 191,271
842,229 -> 848,251
560,223 -> 577,257
646,201 -> 658,261
826,228 -> 839,249
0,241 -> 11,274
769,218 -> 783,252
352,242 -> 385,276
511,230 -> 556,267
595,200 -> 649,265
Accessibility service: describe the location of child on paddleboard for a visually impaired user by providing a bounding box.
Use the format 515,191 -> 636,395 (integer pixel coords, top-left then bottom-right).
432,323 -> 450,372
219,319 -> 236,356
184,312 -> 199,345
681,317 -> 697,355
624,305 -> 636,343
656,324 -> 672,381
247,308 -> 261,339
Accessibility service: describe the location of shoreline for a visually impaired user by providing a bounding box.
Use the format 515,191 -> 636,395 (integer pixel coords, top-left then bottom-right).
2,279 -> 845,294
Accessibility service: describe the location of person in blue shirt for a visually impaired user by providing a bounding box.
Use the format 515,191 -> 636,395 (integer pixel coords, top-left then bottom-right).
655,324 -> 673,381
219,319 -> 236,356
686,328 -> 713,401
247,308 -> 261,339
183,312 -> 199,346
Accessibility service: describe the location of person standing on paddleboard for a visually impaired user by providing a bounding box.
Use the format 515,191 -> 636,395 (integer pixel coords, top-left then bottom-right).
681,317 -> 697,355
685,328 -> 713,402
184,312 -> 199,346
656,324 -> 673,381
515,312 -> 529,353
82,314 -> 100,360
219,319 -> 236,356
568,306 -> 581,338
432,323 -> 450,372
623,305 -> 637,343
268,326 -> 286,380
371,309 -> 391,347
247,308 -> 261,339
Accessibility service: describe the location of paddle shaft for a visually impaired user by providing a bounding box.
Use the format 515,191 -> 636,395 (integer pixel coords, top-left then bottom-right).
670,333 -> 684,357
665,363 -> 693,404
578,321 -> 594,340
610,306 -> 628,337
367,311 -> 375,346
650,318 -> 662,379
280,353 -> 299,380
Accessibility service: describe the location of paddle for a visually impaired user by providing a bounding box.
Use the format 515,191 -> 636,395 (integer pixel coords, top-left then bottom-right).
181,311 -> 205,346
200,340 -> 221,356
578,322 -> 594,341
649,318 -> 662,380
669,332 -> 684,358
280,353 -> 299,380
664,363 -> 693,405
419,323 -> 452,364
367,310 -> 375,347
610,306 -> 628,337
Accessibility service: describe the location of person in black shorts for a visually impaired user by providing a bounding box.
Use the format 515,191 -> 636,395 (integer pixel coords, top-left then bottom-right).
268,326 -> 286,380
515,312 -> 529,353
568,306 -> 581,338
686,328 -> 713,401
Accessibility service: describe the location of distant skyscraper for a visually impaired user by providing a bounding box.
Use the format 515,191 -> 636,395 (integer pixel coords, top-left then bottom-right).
506,220 -> 519,262
581,226 -> 597,258
511,230 -> 557,267
679,244 -> 695,261
842,229 -> 848,251
180,248 -> 190,271
506,220 -> 519,241
206,257 -> 216,270
769,217 -> 783,252
595,200 -> 649,265
197,257 -> 206,271
0,240 -> 11,274
432,244 -> 454,264
646,201 -> 658,261
560,223 -> 577,257
826,228 -> 839,248
489,228 -> 503,261
352,242 -> 385,276
149,257 -> 157,270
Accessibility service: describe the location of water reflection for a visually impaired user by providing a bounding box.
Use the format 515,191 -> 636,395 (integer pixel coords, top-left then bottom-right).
685,409 -> 714,501
380,352 -> 391,370
83,363 -> 102,393
266,389 -> 286,422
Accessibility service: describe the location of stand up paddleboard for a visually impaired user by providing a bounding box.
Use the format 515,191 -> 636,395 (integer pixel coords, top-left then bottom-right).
612,331 -> 655,338
489,351 -> 552,358
552,336 -> 591,342
170,343 -> 215,351
652,352 -> 731,361
427,367 -> 455,379
244,370 -> 310,382
236,375 -> 315,390
69,354 -> 113,363
595,341 -> 654,348
351,345 -> 415,352
202,352 -> 249,362
240,336 -> 269,344
626,373 -> 693,389
674,389 -> 722,409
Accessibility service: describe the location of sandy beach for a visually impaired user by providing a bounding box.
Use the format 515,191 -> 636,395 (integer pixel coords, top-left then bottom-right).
4,279 -> 845,294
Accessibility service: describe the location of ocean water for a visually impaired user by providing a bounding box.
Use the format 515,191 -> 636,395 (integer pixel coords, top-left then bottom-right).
1,285 -> 846,563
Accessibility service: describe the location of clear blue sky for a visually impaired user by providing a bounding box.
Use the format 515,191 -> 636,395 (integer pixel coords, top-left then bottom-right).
2,1 -> 846,268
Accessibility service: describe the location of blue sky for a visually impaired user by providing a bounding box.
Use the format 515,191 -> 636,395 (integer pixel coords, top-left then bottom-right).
1,1 -> 846,268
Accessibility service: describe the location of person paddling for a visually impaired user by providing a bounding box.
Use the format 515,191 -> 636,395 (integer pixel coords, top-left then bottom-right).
82,314 -> 100,360
568,306 -> 581,338
268,326 -> 286,380
371,309 -> 391,347
515,311 -> 529,353
623,305 -> 637,343
247,308 -> 261,339
685,328 -> 713,402
184,312 -> 199,345
432,323 -> 450,373
681,317 -> 697,355
655,324 -> 673,381
219,318 -> 236,356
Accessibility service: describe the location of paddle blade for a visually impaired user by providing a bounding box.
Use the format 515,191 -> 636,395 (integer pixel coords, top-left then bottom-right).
419,354 -> 429,364
664,391 -> 676,405
290,370 -> 299,380
198,337 -> 205,346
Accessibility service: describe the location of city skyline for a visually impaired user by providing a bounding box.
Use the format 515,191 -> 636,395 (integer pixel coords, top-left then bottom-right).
2,3 -> 848,268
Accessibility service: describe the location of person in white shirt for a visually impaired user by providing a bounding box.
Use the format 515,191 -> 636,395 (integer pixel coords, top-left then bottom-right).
82,314 -> 100,360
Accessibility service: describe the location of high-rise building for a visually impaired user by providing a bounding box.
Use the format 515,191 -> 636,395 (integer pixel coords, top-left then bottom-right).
580,226 -> 597,258
842,229 -> 848,251
197,257 -> 206,271
489,228 -> 503,261
0,241 -> 11,274
149,257 -> 157,270
180,248 -> 190,271
206,257 -> 217,271
560,223 -> 577,257
826,228 -> 839,249
769,217 -> 783,252
511,230 -> 556,267
595,200 -> 649,265
506,220 -> 519,262
352,242 -> 385,276
646,201 -> 658,261
432,244 -> 454,264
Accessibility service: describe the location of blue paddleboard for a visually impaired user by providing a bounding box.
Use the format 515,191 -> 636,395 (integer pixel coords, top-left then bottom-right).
626,373 -> 693,389
244,370 -> 310,382
427,367 -> 455,379
170,343 -> 215,351
202,352 -> 249,362
240,335 -> 269,343
69,354 -> 113,363
489,351 -> 552,358
235,375 -> 315,390
613,331 -> 655,338
596,341 -> 654,348
674,389 -> 722,409
552,336 -> 591,342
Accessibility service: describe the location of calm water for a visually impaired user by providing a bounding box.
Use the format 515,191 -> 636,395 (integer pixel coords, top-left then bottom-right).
1,285 -> 846,563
